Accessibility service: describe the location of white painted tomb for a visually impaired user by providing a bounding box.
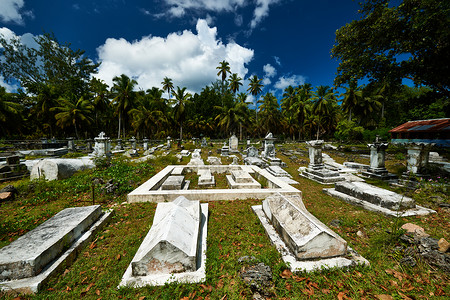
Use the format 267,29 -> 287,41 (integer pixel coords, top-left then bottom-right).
119,196 -> 208,287
198,169 -> 215,187
252,193 -> 369,272
226,169 -> 261,189
323,181 -> 436,217
0,205 -> 112,293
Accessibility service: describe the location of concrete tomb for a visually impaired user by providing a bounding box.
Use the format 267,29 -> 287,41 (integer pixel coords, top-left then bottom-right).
361,137 -> 396,180
221,142 -> 229,156
91,132 -> 111,157
406,143 -> 432,175
0,155 -> 29,182
323,181 -> 436,217
0,205 -> 112,293
201,137 -> 207,148
188,151 -> 204,166
198,169 -> 215,187
252,193 -> 368,272
30,158 -> 95,181
226,169 -> 261,189
247,146 -> 258,158
161,176 -> 189,190
119,196 -> 208,286
206,156 -> 221,165
180,150 -> 190,157
300,140 -> 344,184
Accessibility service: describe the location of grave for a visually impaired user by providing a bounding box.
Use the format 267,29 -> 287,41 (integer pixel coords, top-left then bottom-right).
361,137 -> 396,180
180,150 -> 190,157
143,138 -> 149,151
244,146 -> 267,168
229,135 -> 239,152
0,155 -> 29,182
221,142 -> 229,156
187,151 -> 204,166
0,205 -> 112,293
66,137 -> 75,151
266,166 -> 298,185
206,156 -> 221,165
300,140 -> 344,184
161,176 -> 189,190
201,137 -> 207,148
226,169 -> 261,189
405,143 -> 432,175
119,196 -> 208,287
198,169 -> 215,187
91,132 -> 111,157
252,193 -> 368,272
323,181 -> 436,216
171,166 -> 185,175
30,158 -> 95,181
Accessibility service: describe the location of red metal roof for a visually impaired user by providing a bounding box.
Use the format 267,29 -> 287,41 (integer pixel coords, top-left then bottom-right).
389,118 -> 450,133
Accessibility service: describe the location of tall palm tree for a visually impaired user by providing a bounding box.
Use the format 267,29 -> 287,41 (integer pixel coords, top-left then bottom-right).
129,91 -> 168,138
342,80 -> 362,121
161,77 -> 174,100
291,88 -> 311,140
111,74 -> 137,139
214,100 -> 248,136
172,86 -> 192,141
247,75 -> 263,121
0,87 -> 23,136
89,78 -> 111,133
311,85 -> 336,139
32,84 -> 59,136
355,91 -> 382,127
51,96 -> 94,139
258,92 -> 282,134
216,60 -> 231,82
228,73 -> 242,94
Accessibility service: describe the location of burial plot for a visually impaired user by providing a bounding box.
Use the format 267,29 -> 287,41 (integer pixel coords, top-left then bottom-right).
226,169 -> 261,189
323,181 -> 436,216
161,176 -> 189,190
0,155 -> 29,182
229,135 -> 239,152
0,205 -> 112,293
119,196 -> 208,287
361,138 -> 396,180
253,193 -> 368,272
198,169 -> 215,187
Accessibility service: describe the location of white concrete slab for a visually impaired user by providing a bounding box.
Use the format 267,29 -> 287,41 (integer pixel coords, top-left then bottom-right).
119,203 -> 208,287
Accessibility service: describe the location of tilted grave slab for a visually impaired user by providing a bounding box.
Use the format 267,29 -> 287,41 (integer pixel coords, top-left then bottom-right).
323,181 -> 435,217
120,196 -> 208,287
253,193 -> 368,272
0,205 -> 112,293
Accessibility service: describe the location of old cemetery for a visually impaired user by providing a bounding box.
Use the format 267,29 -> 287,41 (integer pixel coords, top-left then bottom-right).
0,136 -> 448,299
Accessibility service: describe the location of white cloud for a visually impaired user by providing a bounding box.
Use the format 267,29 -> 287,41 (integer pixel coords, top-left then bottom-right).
263,63 -> 276,78
250,0 -> 281,29
95,19 -> 254,94
274,56 -> 281,66
0,75 -> 18,92
0,27 -> 39,49
0,0 -> 32,25
274,74 -> 306,91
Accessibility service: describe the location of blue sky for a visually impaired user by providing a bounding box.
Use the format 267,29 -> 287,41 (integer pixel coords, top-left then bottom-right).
0,0 -> 361,99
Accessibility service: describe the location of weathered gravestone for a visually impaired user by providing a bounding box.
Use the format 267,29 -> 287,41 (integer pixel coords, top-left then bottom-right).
229,135 -> 239,152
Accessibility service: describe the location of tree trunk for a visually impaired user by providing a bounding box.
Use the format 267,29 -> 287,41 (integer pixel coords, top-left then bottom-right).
180,124 -> 183,141
118,112 -> 121,139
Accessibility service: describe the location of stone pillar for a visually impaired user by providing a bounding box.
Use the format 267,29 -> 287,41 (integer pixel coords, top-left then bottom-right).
367,141 -> 389,172
143,138 -> 149,151
167,136 -> 171,148
306,140 -> 324,169
406,143 -> 431,174
67,137 -> 75,151
93,132 -> 111,157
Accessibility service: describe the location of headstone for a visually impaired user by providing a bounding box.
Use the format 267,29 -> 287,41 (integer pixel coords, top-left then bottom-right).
361,137 -> 396,180
0,205 -> 102,281
262,194 -> 347,260
247,146 -> 258,158
86,139 -> 93,152
229,135 -> 238,152
264,133 -> 276,158
143,138 -> 149,151
406,143 -> 432,174
306,140 -> 324,169
231,156 -> 239,165
198,169 -> 215,187
115,139 -> 123,151
131,197 -> 201,275
92,132 -> 111,157
188,151 -> 204,166
130,136 -> 137,150
201,137 -> 207,148
167,136 -> 171,148
221,142 -> 229,156
66,137 -> 75,151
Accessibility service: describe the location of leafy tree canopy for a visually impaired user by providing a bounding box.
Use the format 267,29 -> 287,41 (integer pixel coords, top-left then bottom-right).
332,0 -> 450,96
0,32 -> 100,97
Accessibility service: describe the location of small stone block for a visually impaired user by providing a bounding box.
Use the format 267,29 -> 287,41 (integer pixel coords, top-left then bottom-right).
161,176 -> 185,190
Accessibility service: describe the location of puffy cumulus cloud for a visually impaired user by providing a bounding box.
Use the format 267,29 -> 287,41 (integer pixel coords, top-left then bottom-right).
274,74 -> 306,91
262,63 -> 276,85
162,0 -> 245,17
95,19 -> 254,93
0,27 -> 39,49
250,0 -> 281,29
0,0 -> 33,25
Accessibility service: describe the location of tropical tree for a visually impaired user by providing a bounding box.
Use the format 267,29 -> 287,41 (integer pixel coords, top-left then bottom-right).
247,75 -> 263,121
216,60 -> 231,82
31,84 -> 59,136
172,86 -> 192,141
354,90 -> 382,127
291,87 -> 311,140
51,96 -> 94,139
111,74 -> 137,139
214,100 -> 248,136
228,73 -> 243,94
161,77 -> 174,100
311,85 -> 337,139
89,78 -> 111,134
341,80 -> 363,121
258,92 -> 282,134
0,87 -> 23,136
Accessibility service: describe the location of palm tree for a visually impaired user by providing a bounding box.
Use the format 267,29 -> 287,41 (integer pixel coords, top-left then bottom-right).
355,91 -> 382,127
89,78 -> 111,133
342,80 -> 362,121
129,91 -> 168,138
111,74 -> 137,139
228,73 -> 242,94
161,77 -> 174,100
0,87 -> 22,136
311,85 -> 336,139
291,88 -> 311,140
247,75 -> 263,121
214,100 -> 248,136
216,60 -> 231,82
258,92 -> 282,134
32,84 -> 59,136
51,96 -> 94,139
172,86 -> 192,141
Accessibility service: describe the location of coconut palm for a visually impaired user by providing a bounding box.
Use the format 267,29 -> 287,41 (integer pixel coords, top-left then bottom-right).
161,77 -> 174,100
258,92 -> 282,134
0,87 -> 23,135
311,85 -> 337,139
51,96 -> 94,139
247,75 -> 263,121
228,73 -> 243,94
111,74 -> 137,139
172,86 -> 192,141
129,91 -> 168,138
214,100 -> 249,136
342,79 -> 362,121
216,60 -> 231,82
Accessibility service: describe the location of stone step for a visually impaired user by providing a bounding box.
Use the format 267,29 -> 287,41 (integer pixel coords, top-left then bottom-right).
0,205 -> 102,281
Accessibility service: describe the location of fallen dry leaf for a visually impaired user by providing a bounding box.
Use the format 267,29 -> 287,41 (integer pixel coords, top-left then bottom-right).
281,269 -> 293,279
375,295 -> 394,300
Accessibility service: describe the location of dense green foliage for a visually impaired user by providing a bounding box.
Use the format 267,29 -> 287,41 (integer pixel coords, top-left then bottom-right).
0,1 -> 448,141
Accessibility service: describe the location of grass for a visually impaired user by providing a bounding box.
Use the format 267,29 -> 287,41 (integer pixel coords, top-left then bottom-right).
0,143 -> 449,299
